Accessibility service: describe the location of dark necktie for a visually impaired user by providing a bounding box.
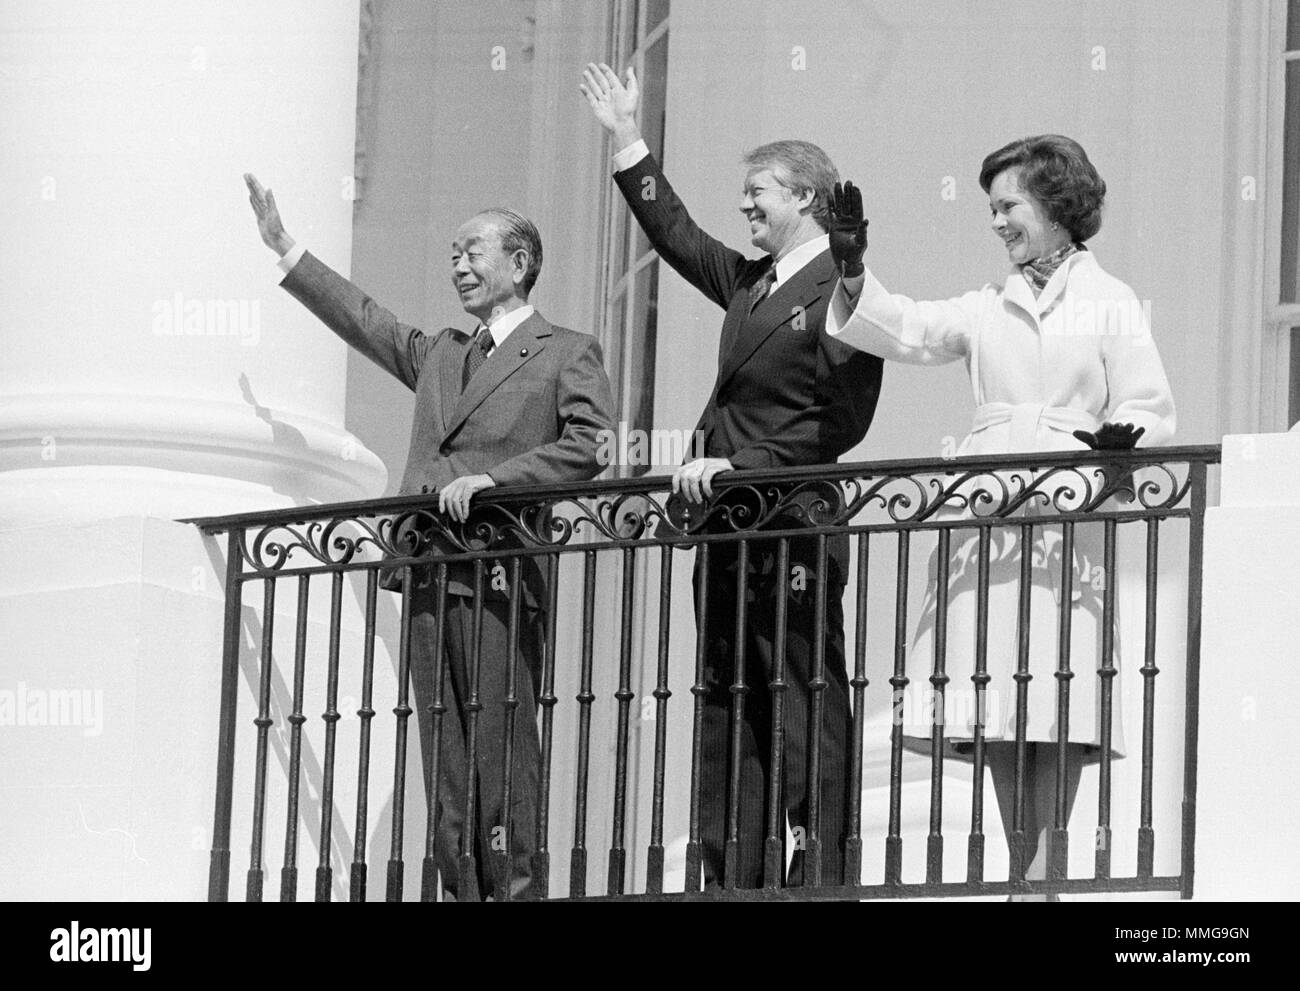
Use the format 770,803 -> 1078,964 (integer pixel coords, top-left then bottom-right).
748,266 -> 778,314
461,325 -> 493,389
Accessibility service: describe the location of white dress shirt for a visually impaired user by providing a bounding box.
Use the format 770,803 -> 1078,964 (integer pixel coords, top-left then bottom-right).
769,234 -> 830,292
475,303 -> 534,349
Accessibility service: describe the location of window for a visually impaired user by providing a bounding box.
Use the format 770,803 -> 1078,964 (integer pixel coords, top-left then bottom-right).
1291,328 -> 1300,427
1281,3 -> 1300,304
1269,0 -> 1300,426
599,1 -> 669,476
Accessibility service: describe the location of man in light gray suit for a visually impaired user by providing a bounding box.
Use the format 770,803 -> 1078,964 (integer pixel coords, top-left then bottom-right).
245,174 -> 615,900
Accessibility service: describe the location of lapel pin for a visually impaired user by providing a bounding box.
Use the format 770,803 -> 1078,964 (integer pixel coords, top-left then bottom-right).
519,347 -> 529,357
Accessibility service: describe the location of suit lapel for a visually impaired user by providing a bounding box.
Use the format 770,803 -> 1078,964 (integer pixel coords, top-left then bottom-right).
698,279 -> 763,422
443,312 -> 551,439
717,248 -> 835,387
717,266 -> 765,364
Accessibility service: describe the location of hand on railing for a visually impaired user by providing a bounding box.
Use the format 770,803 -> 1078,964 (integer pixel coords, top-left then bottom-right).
437,474 -> 496,523
672,457 -> 733,504
1073,422 -> 1146,500
1073,422 -> 1146,450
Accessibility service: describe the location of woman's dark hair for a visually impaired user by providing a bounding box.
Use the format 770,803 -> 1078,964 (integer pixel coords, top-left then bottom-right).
978,135 -> 1107,242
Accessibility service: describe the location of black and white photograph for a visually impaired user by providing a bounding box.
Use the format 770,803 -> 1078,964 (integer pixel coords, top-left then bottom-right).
0,0 -> 1291,971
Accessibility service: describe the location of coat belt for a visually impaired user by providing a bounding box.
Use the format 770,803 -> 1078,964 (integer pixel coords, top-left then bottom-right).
971,402 -> 1096,451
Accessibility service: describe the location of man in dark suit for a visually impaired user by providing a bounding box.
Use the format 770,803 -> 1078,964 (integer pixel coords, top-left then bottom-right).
244,174 -> 614,900
581,65 -> 884,889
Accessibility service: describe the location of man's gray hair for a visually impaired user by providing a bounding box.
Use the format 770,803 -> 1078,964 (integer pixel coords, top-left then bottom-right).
478,208 -> 544,295
742,140 -> 841,231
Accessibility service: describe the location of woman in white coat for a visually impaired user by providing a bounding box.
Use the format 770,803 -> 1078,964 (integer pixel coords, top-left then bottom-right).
824,134 -> 1176,896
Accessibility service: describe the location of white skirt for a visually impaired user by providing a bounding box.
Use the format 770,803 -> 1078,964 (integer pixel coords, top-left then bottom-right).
898,510 -> 1127,763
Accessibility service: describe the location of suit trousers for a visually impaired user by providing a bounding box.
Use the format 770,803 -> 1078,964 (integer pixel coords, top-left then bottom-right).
407,580 -> 545,900
694,531 -> 853,889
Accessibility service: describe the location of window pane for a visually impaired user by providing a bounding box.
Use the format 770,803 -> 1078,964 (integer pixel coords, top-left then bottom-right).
625,262 -> 660,475
615,197 -> 631,279
1289,0 -> 1300,51
1290,327 -> 1300,429
633,34 -> 670,259
645,0 -> 670,33
624,0 -> 639,54
1282,61 -> 1300,303
605,289 -> 629,415
640,34 -> 669,162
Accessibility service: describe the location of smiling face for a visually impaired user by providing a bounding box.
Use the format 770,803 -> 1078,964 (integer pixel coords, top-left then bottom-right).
987,167 -> 1071,266
450,215 -> 528,323
739,167 -> 813,258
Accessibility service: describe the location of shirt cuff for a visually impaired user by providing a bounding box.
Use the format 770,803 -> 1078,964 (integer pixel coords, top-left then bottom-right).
612,139 -> 650,174
826,279 -> 860,337
277,243 -> 307,276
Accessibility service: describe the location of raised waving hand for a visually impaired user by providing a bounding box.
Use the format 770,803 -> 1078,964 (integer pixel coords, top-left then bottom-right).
579,62 -> 643,149
827,180 -> 869,278
243,173 -> 296,256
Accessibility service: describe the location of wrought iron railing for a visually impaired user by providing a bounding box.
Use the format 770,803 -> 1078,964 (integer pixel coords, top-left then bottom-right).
189,445 -> 1219,901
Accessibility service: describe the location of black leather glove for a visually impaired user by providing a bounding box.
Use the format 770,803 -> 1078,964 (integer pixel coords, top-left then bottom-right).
828,180 -> 868,278
1073,422 -> 1146,450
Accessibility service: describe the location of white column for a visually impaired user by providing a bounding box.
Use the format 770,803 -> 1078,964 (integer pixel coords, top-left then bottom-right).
0,1 -> 418,901
0,0 -> 385,525
1198,433 -> 1300,900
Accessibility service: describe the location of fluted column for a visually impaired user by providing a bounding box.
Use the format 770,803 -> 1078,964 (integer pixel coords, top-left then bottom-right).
0,0 -> 407,902
0,0 -> 385,525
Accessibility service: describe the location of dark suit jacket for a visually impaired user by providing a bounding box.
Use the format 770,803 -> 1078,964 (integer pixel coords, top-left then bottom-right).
281,251 -> 615,598
615,154 -> 883,576
614,154 -> 883,474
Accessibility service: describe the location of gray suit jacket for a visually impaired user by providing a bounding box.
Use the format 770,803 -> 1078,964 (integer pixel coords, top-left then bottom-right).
281,251 -> 615,596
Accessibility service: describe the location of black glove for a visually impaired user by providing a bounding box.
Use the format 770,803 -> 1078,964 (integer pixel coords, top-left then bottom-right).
1073,422 -> 1146,450
828,180 -> 868,278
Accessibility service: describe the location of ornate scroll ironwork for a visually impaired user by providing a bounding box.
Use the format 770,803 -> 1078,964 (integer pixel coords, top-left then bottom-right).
217,451 -> 1205,578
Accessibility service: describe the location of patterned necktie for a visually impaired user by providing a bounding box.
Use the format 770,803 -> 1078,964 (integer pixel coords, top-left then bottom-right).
748,266 -> 778,315
461,325 -> 493,389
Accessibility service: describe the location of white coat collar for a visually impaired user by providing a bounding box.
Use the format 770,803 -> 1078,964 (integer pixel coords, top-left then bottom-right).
1002,248 -> 1098,320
